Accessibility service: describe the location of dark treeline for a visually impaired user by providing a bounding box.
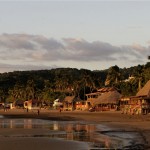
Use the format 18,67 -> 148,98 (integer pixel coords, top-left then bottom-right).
0,62 -> 150,105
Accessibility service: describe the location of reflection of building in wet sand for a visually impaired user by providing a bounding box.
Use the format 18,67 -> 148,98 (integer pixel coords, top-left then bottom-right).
0,119 -> 101,145
24,119 -> 32,129
0,119 -> 15,128
0,119 -> 139,149
0,119 -> 48,129
75,124 -> 96,142
51,122 -> 96,141
53,122 -> 59,130
0,119 -> 32,129
66,124 -> 74,140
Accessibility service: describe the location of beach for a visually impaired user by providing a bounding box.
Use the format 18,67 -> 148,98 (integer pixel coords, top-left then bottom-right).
0,109 -> 150,149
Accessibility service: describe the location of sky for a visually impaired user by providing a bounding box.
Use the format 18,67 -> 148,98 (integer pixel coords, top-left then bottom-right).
0,0 -> 150,73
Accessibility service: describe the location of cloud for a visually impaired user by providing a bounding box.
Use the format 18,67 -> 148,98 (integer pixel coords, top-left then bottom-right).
62,38 -> 120,61
0,33 -> 35,50
123,43 -> 150,60
33,35 -> 64,50
0,33 -> 149,72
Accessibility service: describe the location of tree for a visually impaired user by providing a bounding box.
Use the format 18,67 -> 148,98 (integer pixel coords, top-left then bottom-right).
0,89 -> 6,103
26,80 -> 35,100
105,65 -> 120,86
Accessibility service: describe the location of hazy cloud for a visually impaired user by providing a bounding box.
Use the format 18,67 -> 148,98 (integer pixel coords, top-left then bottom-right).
0,33 -> 149,72
0,33 -> 35,50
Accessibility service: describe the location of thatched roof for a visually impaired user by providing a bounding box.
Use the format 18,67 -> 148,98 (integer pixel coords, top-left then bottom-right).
90,91 -> 122,106
97,87 -> 118,93
136,80 -> 150,97
64,96 -> 81,103
86,87 -> 119,97
86,92 -> 100,96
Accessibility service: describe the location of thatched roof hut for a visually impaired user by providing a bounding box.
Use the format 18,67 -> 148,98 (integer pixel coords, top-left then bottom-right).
90,91 -> 122,106
63,96 -> 82,111
136,80 -> 150,97
86,87 -> 119,100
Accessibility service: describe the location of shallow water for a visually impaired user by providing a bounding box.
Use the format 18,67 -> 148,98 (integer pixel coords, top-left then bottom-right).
0,117 -> 146,149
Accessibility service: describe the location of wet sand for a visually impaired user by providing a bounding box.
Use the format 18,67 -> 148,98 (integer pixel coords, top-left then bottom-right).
0,137 -> 88,150
0,109 -> 150,149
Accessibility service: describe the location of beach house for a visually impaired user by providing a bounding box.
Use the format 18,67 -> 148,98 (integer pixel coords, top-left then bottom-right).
128,80 -> 150,115
86,87 -> 122,111
63,96 -> 87,111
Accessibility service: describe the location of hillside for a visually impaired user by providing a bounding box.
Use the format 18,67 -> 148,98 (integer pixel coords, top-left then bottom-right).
0,62 -> 149,103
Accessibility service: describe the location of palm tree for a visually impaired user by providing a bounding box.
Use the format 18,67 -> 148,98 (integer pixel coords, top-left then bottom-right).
26,80 -> 35,100
72,80 -> 81,97
105,65 -> 120,86
132,65 -> 144,92
7,83 -> 25,104
0,89 -> 6,103
55,76 -> 64,92
143,62 -> 150,83
78,71 -> 96,100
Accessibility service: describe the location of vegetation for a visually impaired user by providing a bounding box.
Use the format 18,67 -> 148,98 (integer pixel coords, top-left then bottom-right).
0,62 -> 150,105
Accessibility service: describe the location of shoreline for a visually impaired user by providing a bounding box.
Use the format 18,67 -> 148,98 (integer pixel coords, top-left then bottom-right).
0,109 -> 150,149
